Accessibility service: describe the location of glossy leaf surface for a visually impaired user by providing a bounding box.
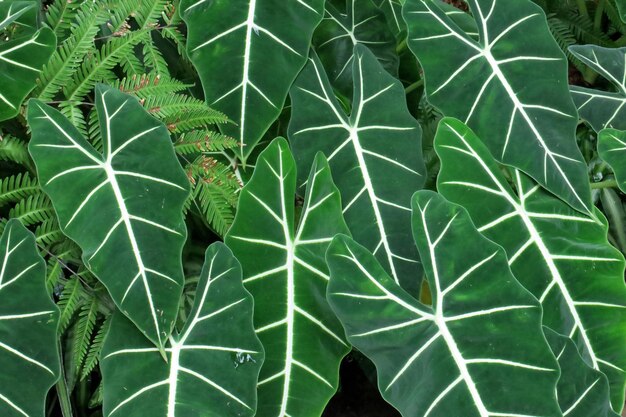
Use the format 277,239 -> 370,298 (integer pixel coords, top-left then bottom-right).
327,191 -> 562,417
598,129 -> 626,193
289,46 -> 425,294
101,243 -> 263,417
313,0 -> 398,97
181,0 -> 324,162
28,85 -> 190,350
225,138 -> 351,417
404,0 -> 591,214
544,328 -> 619,417
569,45 -> 626,132
0,219 -> 60,417
435,118 -> 626,410
0,0 -> 55,121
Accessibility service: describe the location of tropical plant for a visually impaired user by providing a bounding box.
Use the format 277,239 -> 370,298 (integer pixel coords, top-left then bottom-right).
1,0 -> 626,416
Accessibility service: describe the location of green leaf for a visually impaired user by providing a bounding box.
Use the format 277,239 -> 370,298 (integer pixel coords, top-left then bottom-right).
375,0 -> 403,37
0,1 -> 56,121
326,192 -> 562,417
0,219 -> 60,417
569,45 -> 626,132
225,138 -> 351,417
180,0 -> 324,163
434,118 -> 626,410
403,0 -> 592,214
28,85 -> 190,350
544,328 -> 619,417
617,0 -> 626,23
288,45 -> 425,294
312,0 -> 398,97
598,129 -> 626,193
101,242 -> 263,417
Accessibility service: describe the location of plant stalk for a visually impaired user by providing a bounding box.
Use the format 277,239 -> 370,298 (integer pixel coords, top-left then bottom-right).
591,179 -> 618,189
405,79 -> 424,94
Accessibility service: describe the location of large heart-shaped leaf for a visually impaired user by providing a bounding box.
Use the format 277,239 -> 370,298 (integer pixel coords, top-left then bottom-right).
28,85 -> 190,351
569,45 -> 626,132
598,129 -> 626,193
101,242 -> 263,417
617,0 -> 626,23
180,0 -> 324,163
326,191 -> 562,417
435,118 -> 626,410
544,328 -> 619,417
403,0 -> 592,214
288,45 -> 425,294
225,138 -> 351,417
313,0 -> 398,97
0,0 -> 55,121
0,219 -> 60,417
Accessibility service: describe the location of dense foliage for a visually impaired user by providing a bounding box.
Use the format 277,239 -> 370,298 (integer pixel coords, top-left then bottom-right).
1,0 -> 626,416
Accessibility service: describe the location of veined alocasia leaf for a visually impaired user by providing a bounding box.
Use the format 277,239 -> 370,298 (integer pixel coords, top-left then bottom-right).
403,0 -> 592,215
225,138 -> 351,417
544,328 -> 619,417
598,129 -> 626,193
0,219 -> 60,417
313,0 -> 398,97
326,191 -> 562,417
288,45 -> 425,295
180,0 -> 324,163
101,242 -> 263,417
569,45 -> 626,132
435,118 -> 626,410
617,0 -> 626,24
0,0 -> 55,121
28,85 -> 190,351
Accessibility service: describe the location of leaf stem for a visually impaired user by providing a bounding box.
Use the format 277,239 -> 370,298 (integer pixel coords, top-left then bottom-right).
396,38 -> 407,54
405,79 -> 424,94
591,179 -> 618,189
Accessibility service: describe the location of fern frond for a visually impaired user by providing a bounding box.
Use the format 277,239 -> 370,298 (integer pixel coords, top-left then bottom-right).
8,193 -> 55,227
142,94 -> 230,132
189,157 -> 240,235
64,29 -> 151,103
547,15 -> 587,73
81,315 -> 111,380
0,135 -> 30,166
120,53 -> 146,76
58,277 -> 83,333
89,381 -> 104,408
87,107 -> 103,152
112,73 -> 189,97
46,258 -> 64,294
45,0 -> 81,40
160,2 -> 188,60
106,0 -> 142,33
59,101 -> 89,137
0,173 -> 39,207
35,219 -> 65,247
36,3 -> 107,102
73,298 -> 98,378
142,37 -> 169,75
175,130 -> 238,155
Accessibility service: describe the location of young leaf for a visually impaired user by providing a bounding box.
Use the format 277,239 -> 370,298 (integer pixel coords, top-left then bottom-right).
289,46 -> 425,294
180,0 -> 324,163
225,138 -> 351,417
101,242 -> 263,417
313,0 -> 398,97
598,129 -> 626,193
569,45 -> 626,132
435,118 -> 626,410
403,0 -> 592,214
326,192 -> 562,417
0,219 -> 60,417
544,328 -> 619,417
0,1 -> 56,121
28,85 -> 190,351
